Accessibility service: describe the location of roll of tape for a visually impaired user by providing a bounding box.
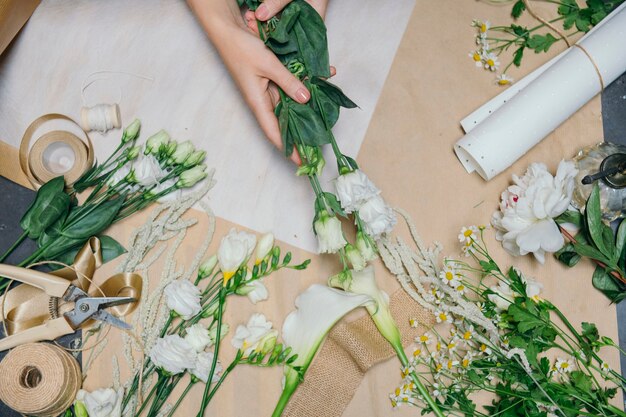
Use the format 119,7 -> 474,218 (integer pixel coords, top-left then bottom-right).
19,114 -> 94,189
0,343 -> 81,417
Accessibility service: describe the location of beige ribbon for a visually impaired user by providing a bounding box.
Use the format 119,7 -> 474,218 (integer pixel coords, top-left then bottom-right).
284,289 -> 434,417
19,113 -> 94,190
1,237 -> 142,336
0,342 -> 81,417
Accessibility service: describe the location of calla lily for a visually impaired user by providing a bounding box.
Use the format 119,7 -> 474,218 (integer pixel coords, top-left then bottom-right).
273,285 -> 373,417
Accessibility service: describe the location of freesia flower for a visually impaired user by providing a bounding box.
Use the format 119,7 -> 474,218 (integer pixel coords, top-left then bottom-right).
121,119 -> 141,143
275,285 -> 372,416
169,140 -> 195,165
217,228 -> 256,284
492,160 -> 577,263
255,233 -> 274,264
334,169 -> 380,213
198,255 -> 218,279
314,210 -> 347,254
149,335 -> 197,375
144,129 -> 170,155
75,388 -> 123,417
191,351 -> 222,383
231,313 -> 278,356
129,154 -> 168,187
184,323 -> 212,352
176,164 -> 208,188
164,279 -> 201,319
236,279 -> 269,304
358,196 -> 397,239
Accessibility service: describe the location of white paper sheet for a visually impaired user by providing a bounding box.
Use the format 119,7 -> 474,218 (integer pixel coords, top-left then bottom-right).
0,0 -> 414,252
454,3 -> 626,180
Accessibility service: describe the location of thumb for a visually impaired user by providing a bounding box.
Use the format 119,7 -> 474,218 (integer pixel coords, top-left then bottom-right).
265,60 -> 310,104
255,0 -> 292,21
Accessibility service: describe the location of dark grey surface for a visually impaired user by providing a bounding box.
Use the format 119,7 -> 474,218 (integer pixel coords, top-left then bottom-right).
603,72 -> 626,408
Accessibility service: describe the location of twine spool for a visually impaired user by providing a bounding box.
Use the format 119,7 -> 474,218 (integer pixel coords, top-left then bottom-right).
0,343 -> 81,417
19,114 -> 94,189
80,103 -> 121,133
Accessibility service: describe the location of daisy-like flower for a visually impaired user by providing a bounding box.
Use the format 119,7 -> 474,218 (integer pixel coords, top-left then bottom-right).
431,382 -> 447,402
601,362 -> 611,374
555,357 -> 574,374
461,352 -> 474,369
416,332 -> 433,345
468,50 -> 484,67
501,337 -> 510,349
412,347 -> 425,361
455,283 -> 466,295
479,343 -> 492,356
435,310 -> 452,324
495,73 -> 514,86
445,358 -> 460,371
458,226 -> 479,245
483,52 -> 500,71
447,338 -> 459,354
461,326 -> 475,342
409,318 -> 419,328
401,364 -> 415,379
439,264 -> 461,288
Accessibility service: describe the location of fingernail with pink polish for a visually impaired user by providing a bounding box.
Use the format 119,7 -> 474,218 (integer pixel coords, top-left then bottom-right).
256,5 -> 269,20
296,88 -> 310,103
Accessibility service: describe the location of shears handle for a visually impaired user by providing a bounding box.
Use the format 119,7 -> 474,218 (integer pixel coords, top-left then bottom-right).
0,317 -> 75,352
0,264 -> 71,298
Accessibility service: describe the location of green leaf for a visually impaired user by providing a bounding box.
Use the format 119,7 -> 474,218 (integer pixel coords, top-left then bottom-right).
526,33 -> 558,53
508,304 -> 545,333
310,82 -> 340,130
581,322 -> 599,343
571,241 -> 610,264
558,0 -> 579,16
277,101 -> 293,157
555,210 -> 583,228
310,77 -> 358,109
615,219 -> 626,262
20,177 -> 71,239
287,102 -> 331,147
61,197 -> 125,240
513,47 -> 525,67
268,5 -> 300,43
570,370 -> 592,392
554,243 -> 581,267
512,0 -> 526,18
585,184 -> 607,254
592,265 -> 626,303
41,235 -> 84,260
99,235 -> 127,263
289,1 -> 331,78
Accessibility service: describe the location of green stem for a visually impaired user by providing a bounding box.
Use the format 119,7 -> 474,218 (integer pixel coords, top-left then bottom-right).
133,380 -> 159,417
166,380 -> 195,417
0,231 -> 28,263
271,369 -> 300,417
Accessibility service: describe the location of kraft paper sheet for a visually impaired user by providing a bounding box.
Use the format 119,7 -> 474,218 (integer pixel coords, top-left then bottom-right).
0,0 -> 622,416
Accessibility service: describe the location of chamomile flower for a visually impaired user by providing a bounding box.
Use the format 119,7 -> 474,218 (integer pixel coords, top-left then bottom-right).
462,242 -> 476,257
601,361 -> 611,374
445,358 -> 460,371
495,73 -> 514,86
483,52 -> 500,71
435,310 -> 452,324
440,265 -> 461,288
461,352 -> 474,369
501,337 -> 510,348
555,357 -> 574,374
455,283 -> 466,295
431,383 -> 447,402
458,226 -> 479,245
468,50 -> 484,67
401,364 -> 415,378
409,318 -> 419,328
412,347 -> 425,363
461,326 -> 475,342
479,343 -> 492,356
417,332 -> 433,345
447,338 -> 460,354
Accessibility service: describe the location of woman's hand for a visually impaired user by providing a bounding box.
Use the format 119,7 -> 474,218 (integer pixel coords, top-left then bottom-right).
188,0 -> 331,164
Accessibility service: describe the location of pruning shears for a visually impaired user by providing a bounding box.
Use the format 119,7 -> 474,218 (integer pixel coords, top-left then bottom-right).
0,264 -> 135,352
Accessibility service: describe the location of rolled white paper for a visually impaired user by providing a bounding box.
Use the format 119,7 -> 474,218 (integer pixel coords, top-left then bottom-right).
455,4 -> 626,180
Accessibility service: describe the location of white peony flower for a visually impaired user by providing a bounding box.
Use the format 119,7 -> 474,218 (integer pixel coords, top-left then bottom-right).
190,351 -> 222,383
164,279 -> 201,319
75,388 -> 123,417
231,313 -> 278,356
184,323 -> 213,352
129,154 -> 168,187
491,160 -> 577,263
218,228 -> 257,283
314,210 -> 347,254
149,334 -> 197,374
358,196 -> 397,239
334,170 -> 380,213
255,233 -> 274,264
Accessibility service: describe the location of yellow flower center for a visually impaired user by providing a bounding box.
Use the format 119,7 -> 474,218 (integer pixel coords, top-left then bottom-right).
498,78 -> 511,85
436,342 -> 442,351
413,349 -> 422,357
473,52 -> 481,61
435,363 -> 443,372
481,23 -> 487,32
457,285 -> 465,292
480,344 -> 487,352
464,229 -> 473,237
419,335 -> 429,342
462,359 -> 470,368
439,313 -> 448,322
463,331 -> 472,340
487,59 -> 495,67
445,271 -> 454,281
395,388 -> 401,396
409,319 -> 416,327
560,362 -> 569,369
447,360 -> 454,369
447,342 -> 456,350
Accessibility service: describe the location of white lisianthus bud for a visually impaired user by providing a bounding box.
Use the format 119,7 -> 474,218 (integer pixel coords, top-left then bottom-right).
184,323 -> 213,352
122,119 -> 141,144
170,140 -> 195,165
164,141 -> 177,158
129,155 -> 168,187
217,228 -> 256,284
125,145 -> 141,161
358,196 -> 396,239
314,210 -> 347,254
190,351 -> 222,383
209,323 -> 230,345
149,335 -> 197,374
144,130 -> 170,155
198,255 -> 218,279
164,279 -> 201,319
335,170 -> 380,213
176,164 -> 207,189
236,279 -> 269,305
183,150 -> 206,168
345,243 -> 366,271
231,313 -> 277,356
75,388 -> 123,417
255,233 -> 274,264
356,231 -> 377,261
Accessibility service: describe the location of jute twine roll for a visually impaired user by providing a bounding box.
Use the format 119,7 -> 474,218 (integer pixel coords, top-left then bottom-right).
0,343 -> 81,417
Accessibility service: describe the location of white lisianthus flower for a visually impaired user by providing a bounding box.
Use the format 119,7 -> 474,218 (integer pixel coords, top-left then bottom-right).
355,231 -> 377,261
129,154 -> 168,187
75,388 -> 123,417
231,313 -> 278,356
164,279 -> 201,319
217,228 -> 257,284
491,160 -> 577,263
344,244 -> 366,271
182,150 -> 206,168
170,140 -> 195,165
334,170 -> 380,213
176,164 -> 207,188
359,196 -> 397,239
144,129 -> 170,155
184,323 -> 212,352
255,233 -> 274,264
314,210 -> 347,254
121,119 -> 141,144
487,281 -> 516,312
236,279 -> 269,305
149,335 -> 197,375
190,351 -> 222,383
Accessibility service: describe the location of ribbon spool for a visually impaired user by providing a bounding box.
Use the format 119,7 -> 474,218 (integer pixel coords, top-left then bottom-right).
19,113 -> 94,189
80,103 -> 121,133
0,343 -> 81,417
